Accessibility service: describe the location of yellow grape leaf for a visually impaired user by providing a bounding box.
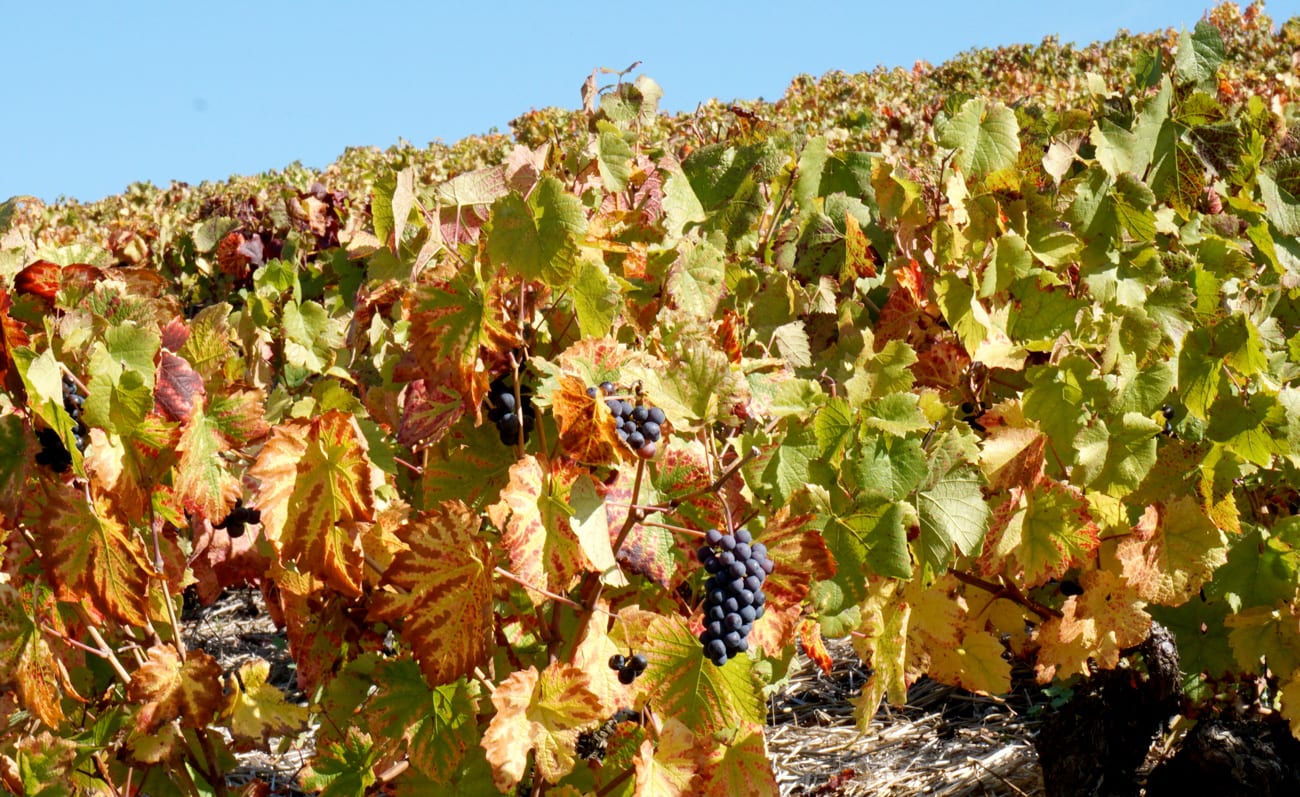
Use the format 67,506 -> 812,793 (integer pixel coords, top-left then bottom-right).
1034,568 -> 1150,682
125,721 -> 183,764
29,480 -> 152,626
1224,599 -> 1300,676
978,402 -> 1046,492
127,646 -> 224,733
634,718 -> 701,797
488,456 -> 590,605
368,501 -> 494,687
570,601 -> 629,715
1115,498 -> 1227,606
851,578 -> 911,727
0,583 -> 77,727
222,659 -> 309,745
926,631 -> 1012,696
979,479 -> 1099,588
250,410 -> 375,597
173,395 -> 241,522
696,724 -> 777,797
481,663 -> 604,792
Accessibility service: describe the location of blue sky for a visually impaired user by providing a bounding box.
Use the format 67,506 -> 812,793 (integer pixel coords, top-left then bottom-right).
5,1 -> 1297,204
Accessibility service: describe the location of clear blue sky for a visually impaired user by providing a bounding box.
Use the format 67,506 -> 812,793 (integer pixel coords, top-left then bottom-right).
5,1 -> 1297,204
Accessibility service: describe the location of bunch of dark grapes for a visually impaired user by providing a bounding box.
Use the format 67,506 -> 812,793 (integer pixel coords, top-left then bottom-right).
587,382 -> 664,459
63,373 -> 88,453
608,653 -> 648,684
486,375 -> 535,446
1160,404 -> 1176,437
696,528 -> 774,666
34,428 -> 71,473
216,500 -> 261,538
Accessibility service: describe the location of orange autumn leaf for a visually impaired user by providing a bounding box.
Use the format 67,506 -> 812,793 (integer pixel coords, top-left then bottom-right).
127,646 -> 224,733
369,501 -> 494,687
250,410 -> 375,597
0,583 -> 80,728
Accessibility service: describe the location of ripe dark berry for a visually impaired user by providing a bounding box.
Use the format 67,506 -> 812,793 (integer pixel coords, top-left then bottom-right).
600,381 -> 616,395
609,654 -> 626,671
629,654 -> 647,673
618,668 -> 636,685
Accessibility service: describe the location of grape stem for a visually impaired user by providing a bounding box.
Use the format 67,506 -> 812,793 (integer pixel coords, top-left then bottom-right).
946,568 -> 1062,620
494,566 -> 585,610
611,457 -> 647,557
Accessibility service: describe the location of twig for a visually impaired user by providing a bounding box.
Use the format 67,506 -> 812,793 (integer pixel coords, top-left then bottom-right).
947,568 -> 1061,620
494,566 -> 584,609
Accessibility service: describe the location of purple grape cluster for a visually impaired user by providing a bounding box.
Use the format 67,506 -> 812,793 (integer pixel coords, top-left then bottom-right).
63,373 -> 88,453
608,653 -> 648,684
586,381 -> 664,459
696,528 -> 774,666
487,375 -> 535,446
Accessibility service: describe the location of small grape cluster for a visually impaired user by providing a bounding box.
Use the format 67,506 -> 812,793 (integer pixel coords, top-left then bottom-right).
63,373 -> 88,453
608,653 -> 648,685
696,528 -> 774,666
486,375 -> 535,447
1160,404 -> 1175,437
587,382 -> 664,459
216,500 -> 261,538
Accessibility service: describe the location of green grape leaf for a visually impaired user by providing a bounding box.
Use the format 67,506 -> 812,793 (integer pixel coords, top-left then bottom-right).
485,175 -> 587,287
1073,412 -> 1161,497
939,98 -> 1020,178
915,445 -> 990,574
1174,20 -> 1226,87
641,613 -> 764,734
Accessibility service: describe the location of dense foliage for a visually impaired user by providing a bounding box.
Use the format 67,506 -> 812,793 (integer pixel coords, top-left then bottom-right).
1,3 -> 1299,794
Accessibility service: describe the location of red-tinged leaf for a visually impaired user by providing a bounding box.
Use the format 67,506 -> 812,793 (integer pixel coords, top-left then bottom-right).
634,718 -> 703,796
797,619 -> 834,676
488,456 -> 590,605
160,316 -> 190,352
84,417 -> 181,523
758,507 -> 835,609
894,258 -> 928,308
221,659 -> 309,746
397,379 -> 464,448
1114,498 -> 1227,606
481,663 -> 605,791
978,479 -> 1098,589
127,646 -> 224,732
346,280 -> 403,351
911,333 -> 970,392
651,441 -> 747,535
27,480 -> 152,626
251,411 -> 376,597
369,501 -> 494,687
0,583 -> 80,727
978,401 -> 1047,491
13,260 -> 64,303
174,396 -> 241,522
264,566 -> 384,693
696,725 -> 778,797
844,213 -> 879,279
0,290 -> 30,398
154,351 -> 205,423
189,516 -> 270,604
207,389 -> 271,445
400,274 -> 517,419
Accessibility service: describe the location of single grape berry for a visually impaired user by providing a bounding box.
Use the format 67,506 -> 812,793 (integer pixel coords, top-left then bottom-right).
617,668 -> 636,685
629,654 -> 647,673
609,654 -> 626,671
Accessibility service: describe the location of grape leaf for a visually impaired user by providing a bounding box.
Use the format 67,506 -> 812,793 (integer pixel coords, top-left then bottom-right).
1225,599 -> 1300,678
1034,568 -> 1150,681
126,646 -> 224,733
28,481 -> 151,626
369,501 -> 494,686
490,455 -> 591,604
939,98 -> 1020,178
173,396 -> 241,523
1115,499 -> 1227,606
301,728 -> 379,797
480,663 -> 604,791
915,446 -> 990,574
222,658 -> 309,745
250,410 -> 376,598
979,479 -> 1099,588
640,613 -> 764,735
485,175 -> 587,288
696,725 -> 777,796
633,717 -> 701,795
153,351 -> 204,423
851,578 -> 910,725
0,583 -> 74,727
